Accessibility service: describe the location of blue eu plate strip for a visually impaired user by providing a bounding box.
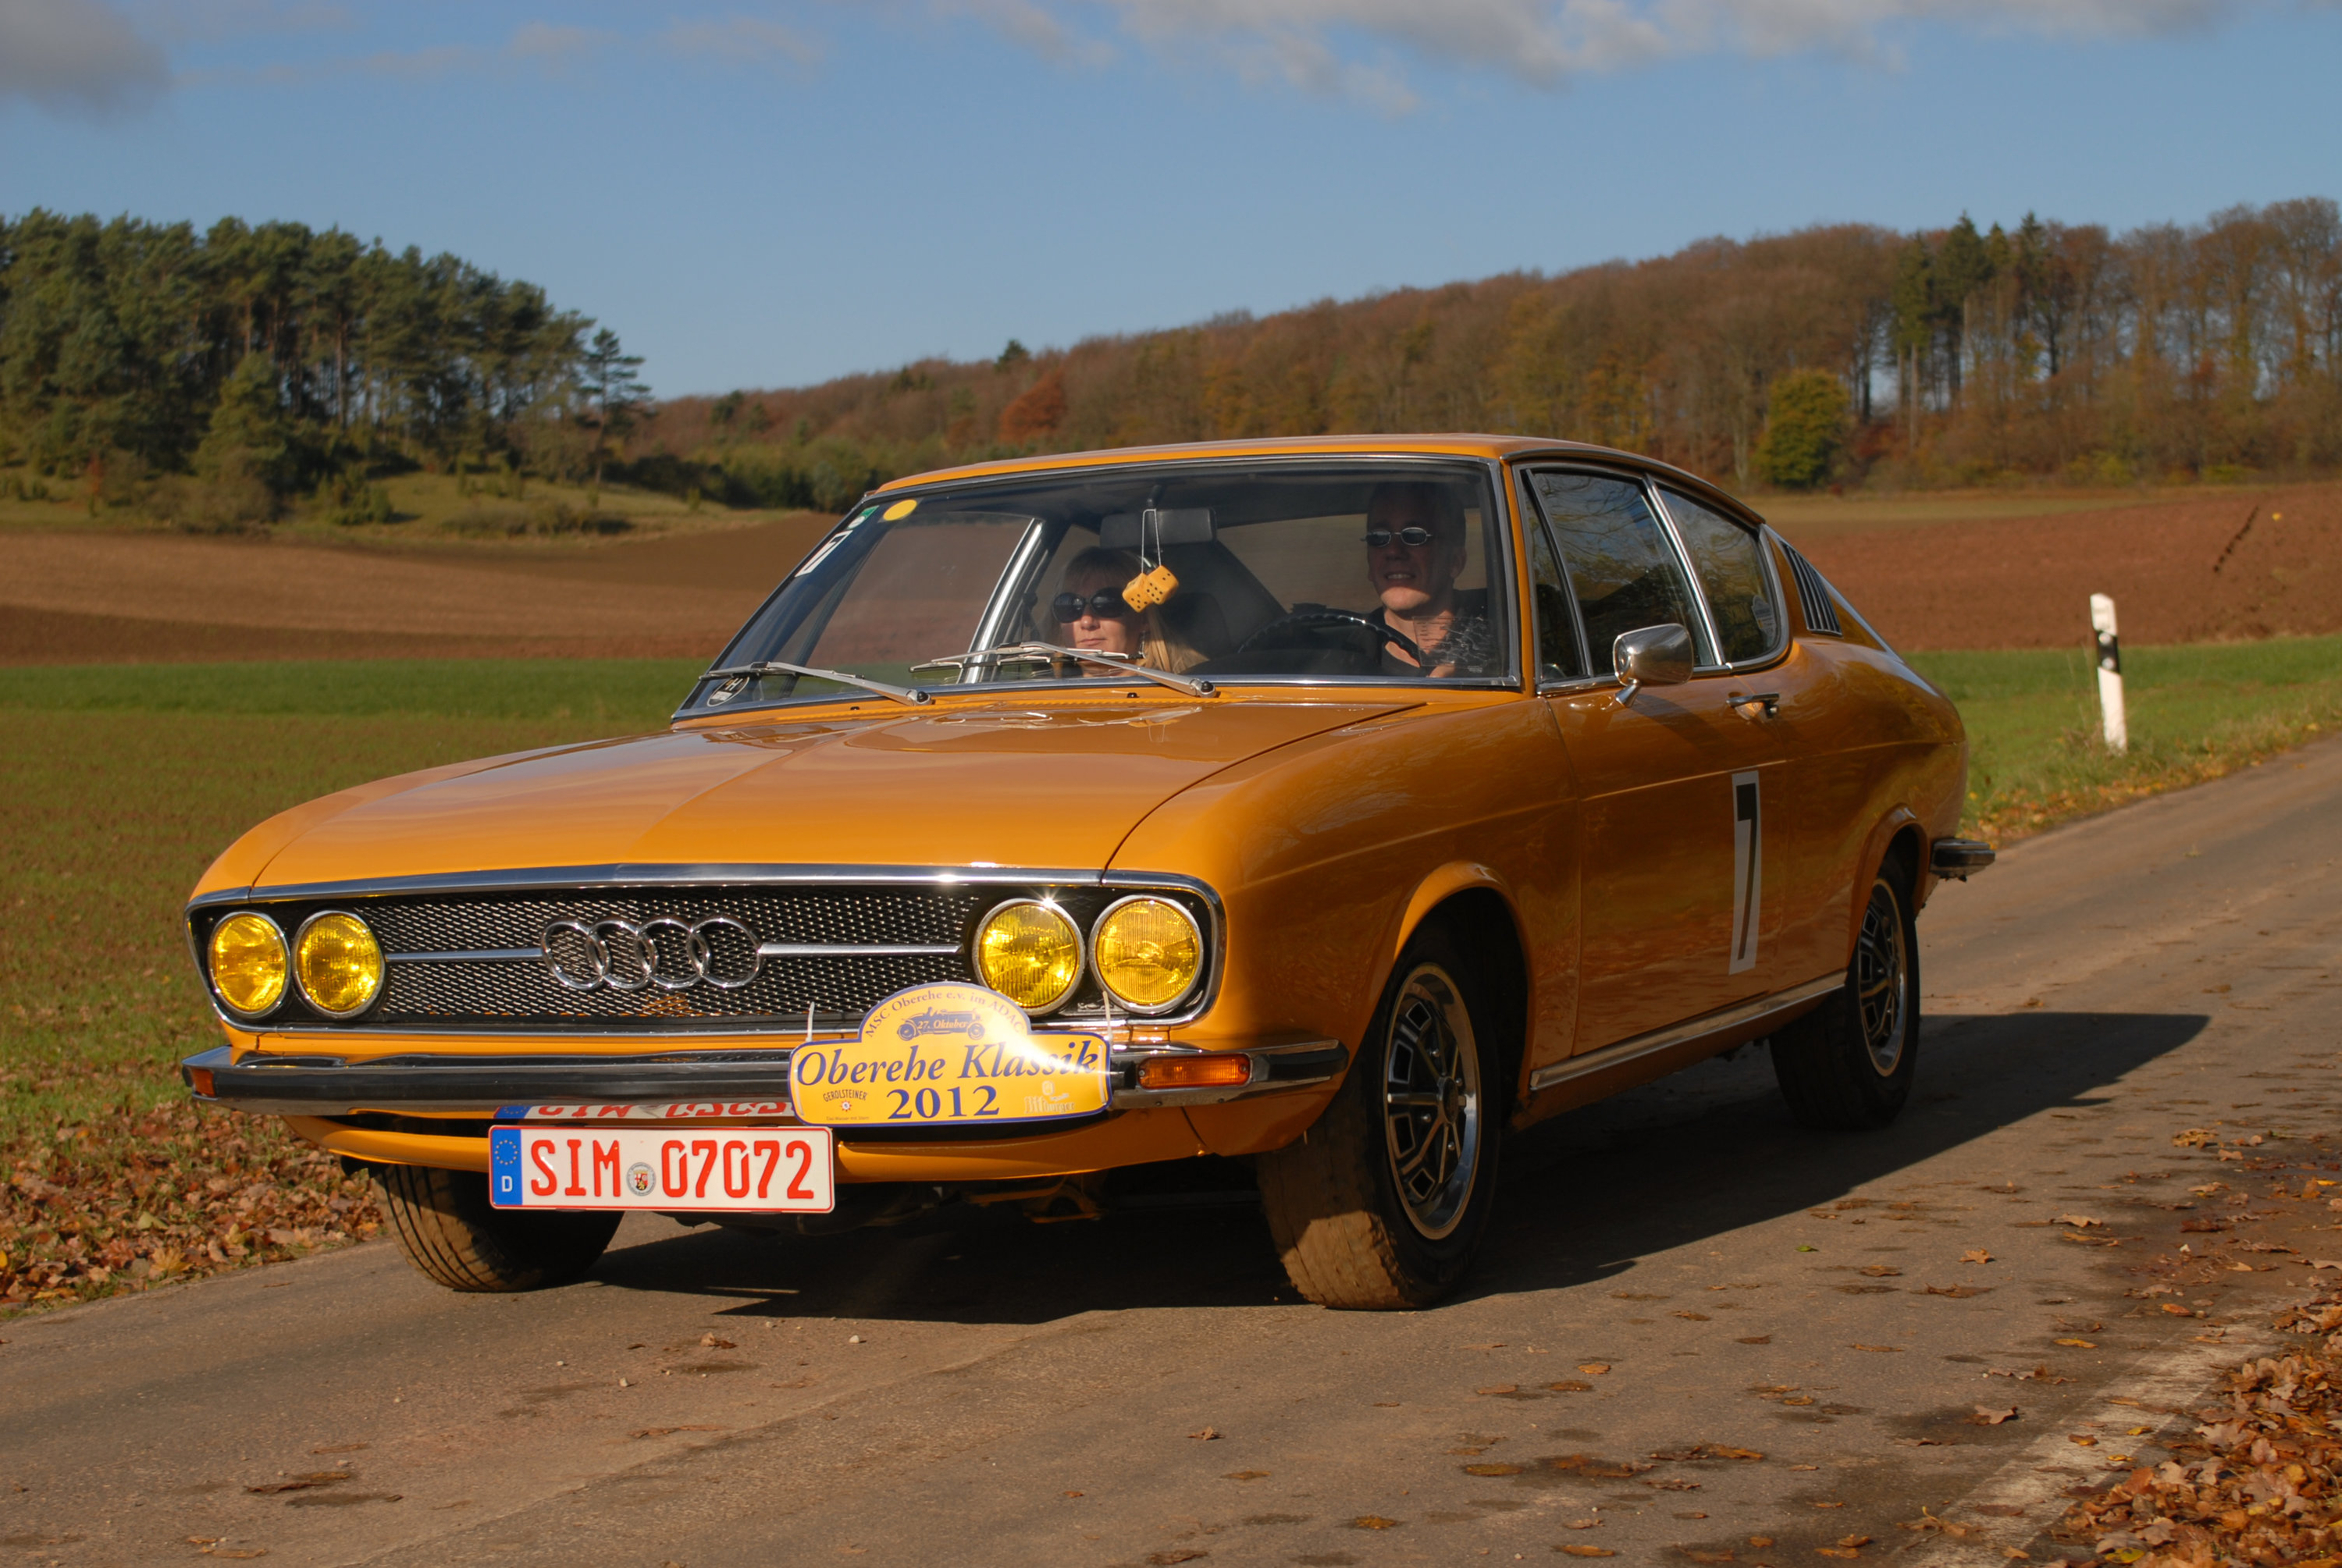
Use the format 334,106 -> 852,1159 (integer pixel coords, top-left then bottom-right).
489,1125 -> 523,1206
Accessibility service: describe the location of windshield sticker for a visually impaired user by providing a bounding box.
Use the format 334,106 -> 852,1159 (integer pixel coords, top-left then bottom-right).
883,498 -> 918,521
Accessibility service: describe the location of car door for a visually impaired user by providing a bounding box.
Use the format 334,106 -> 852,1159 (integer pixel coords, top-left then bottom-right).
1522,467 -> 1801,1053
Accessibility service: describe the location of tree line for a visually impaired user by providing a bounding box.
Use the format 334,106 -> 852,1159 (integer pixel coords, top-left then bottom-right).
640,196 -> 2340,510
0,211 -> 647,523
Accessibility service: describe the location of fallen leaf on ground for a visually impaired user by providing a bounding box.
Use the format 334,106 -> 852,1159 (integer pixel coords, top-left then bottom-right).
1837,1536 -> 1872,1548
1350,1516 -> 1401,1531
2161,1303 -> 2196,1317
1188,1428 -> 1220,1440
1972,1406 -> 2019,1425
1464,1463 -> 1525,1476
1925,1285 -> 1991,1298
1577,1362 -> 1611,1375
2056,1214 -> 2103,1228
1147,1552 -> 1207,1566
1674,1311 -> 1712,1321
1898,1511 -> 1970,1537
1859,1264 -> 1902,1277
2054,1338 -> 2098,1349
1850,1344 -> 1901,1353
1222,1470 -> 1268,1481
1558,1547 -> 1617,1558
1568,1517 -> 1603,1529
1749,1538 -> 1774,1549
1735,1335 -> 1771,1344
1961,1249 -> 1993,1264
1814,1548 -> 1860,1559
1643,1478 -> 1702,1491
244,1472 -> 349,1494
1682,1551 -> 1735,1563
699,1334 -> 735,1349
1810,1500 -> 1844,1509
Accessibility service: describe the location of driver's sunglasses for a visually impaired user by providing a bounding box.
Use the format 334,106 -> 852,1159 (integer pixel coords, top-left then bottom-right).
1364,526 -> 1437,549
1051,590 -> 1135,623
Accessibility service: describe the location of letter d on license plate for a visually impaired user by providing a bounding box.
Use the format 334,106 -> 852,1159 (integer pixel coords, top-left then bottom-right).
489,1125 -> 835,1213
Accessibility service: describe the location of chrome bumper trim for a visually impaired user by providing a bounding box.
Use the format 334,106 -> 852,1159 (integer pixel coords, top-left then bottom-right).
181,1035 -> 1347,1118
1930,837 -> 1996,880
1527,972 -> 1842,1093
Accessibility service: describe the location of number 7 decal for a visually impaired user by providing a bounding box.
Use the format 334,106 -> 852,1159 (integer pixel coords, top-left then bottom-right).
1729,770 -> 1762,975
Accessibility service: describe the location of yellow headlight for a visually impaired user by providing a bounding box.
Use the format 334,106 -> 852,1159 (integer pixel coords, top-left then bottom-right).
208,912 -> 288,1017
294,912 -> 385,1019
1092,897 -> 1202,1012
974,900 -> 1083,1012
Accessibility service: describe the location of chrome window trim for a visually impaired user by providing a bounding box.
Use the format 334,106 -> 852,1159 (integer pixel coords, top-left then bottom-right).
963,518 -> 1052,684
674,453 -> 1525,721
972,895 -> 1087,1018
1514,467 -> 1593,684
187,864 -> 1229,1036
1086,893 -> 1206,1017
1652,488 -> 1793,674
1515,459 -> 1718,676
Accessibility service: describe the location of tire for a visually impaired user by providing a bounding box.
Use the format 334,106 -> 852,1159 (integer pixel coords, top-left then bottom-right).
375,1162 -> 621,1292
1258,927 -> 1504,1310
1771,864 -> 1920,1130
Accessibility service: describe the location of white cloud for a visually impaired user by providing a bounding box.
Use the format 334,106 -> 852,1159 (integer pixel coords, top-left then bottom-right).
973,0 -> 2265,105
661,14 -> 824,68
0,0 -> 171,116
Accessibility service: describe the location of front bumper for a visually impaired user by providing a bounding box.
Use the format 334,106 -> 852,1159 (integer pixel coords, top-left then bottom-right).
180,1036 -> 1347,1118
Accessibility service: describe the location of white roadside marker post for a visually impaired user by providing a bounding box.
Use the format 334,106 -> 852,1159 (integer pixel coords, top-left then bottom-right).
2091,592 -> 2127,754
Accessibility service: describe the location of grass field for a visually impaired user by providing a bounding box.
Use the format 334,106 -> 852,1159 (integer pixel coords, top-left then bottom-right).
2,645 -> 2336,1308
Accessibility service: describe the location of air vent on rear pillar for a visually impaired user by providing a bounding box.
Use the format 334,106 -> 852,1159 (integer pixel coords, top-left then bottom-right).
1778,540 -> 1843,638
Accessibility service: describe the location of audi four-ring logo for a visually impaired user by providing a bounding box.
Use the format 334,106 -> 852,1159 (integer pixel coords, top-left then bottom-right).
540,916 -> 760,993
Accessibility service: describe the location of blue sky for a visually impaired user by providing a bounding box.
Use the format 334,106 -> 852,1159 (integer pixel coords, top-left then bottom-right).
4,1 -> 2339,396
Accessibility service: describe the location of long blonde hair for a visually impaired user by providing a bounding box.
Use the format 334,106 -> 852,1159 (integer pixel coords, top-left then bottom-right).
1057,546 -> 1207,674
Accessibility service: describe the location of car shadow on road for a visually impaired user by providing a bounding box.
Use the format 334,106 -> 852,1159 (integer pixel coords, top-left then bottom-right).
581,1008 -> 2208,1324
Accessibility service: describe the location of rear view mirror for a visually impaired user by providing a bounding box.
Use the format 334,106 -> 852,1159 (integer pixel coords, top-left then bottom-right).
1611,623 -> 1694,707
1100,507 -> 1215,549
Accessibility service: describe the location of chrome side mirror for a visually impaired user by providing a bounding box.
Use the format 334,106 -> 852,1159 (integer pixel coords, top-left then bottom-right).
1611,623 -> 1695,708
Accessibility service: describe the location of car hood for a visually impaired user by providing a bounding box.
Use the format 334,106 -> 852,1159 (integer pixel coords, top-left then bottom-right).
246,699 -> 1409,889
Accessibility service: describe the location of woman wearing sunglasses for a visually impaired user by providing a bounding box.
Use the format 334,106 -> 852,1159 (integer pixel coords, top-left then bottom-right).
1051,546 -> 1208,674
1362,481 -> 1496,677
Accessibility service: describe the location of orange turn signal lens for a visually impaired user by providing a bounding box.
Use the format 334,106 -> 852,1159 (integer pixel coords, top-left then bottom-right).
1137,1054 -> 1251,1090
190,1068 -> 216,1097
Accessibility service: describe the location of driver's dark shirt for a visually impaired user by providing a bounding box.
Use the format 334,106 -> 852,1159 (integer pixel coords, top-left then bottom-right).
1374,589 -> 1497,677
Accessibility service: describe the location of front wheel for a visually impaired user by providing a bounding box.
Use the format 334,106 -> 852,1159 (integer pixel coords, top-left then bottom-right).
1257,928 -> 1503,1309
1771,867 -> 1920,1129
376,1162 -> 620,1292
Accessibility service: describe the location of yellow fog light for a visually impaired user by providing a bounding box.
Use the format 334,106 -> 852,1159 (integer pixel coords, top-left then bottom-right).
973,899 -> 1082,1012
1092,896 -> 1202,1013
208,912 -> 288,1017
294,911 -> 385,1019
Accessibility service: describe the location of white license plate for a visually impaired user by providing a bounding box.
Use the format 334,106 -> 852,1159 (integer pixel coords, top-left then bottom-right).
488,1124 -> 834,1213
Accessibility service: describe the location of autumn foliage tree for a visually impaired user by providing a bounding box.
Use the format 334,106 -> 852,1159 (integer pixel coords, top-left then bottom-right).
1753,368 -> 1851,489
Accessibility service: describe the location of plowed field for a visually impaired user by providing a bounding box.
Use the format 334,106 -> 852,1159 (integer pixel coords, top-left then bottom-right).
3,482 -> 2337,661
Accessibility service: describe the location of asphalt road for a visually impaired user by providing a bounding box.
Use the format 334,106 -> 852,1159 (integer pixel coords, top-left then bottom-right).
9,741 -> 2342,1568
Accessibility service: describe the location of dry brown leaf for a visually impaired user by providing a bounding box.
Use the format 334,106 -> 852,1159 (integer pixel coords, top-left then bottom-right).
2161,1303 -> 2195,1317
1858,1264 -> 1902,1277
2056,1214 -> 2103,1228
1972,1406 -> 2019,1425
1464,1463 -> 1524,1476
2053,1338 -> 2098,1349
1961,1249 -> 1992,1264
1559,1548 -> 1617,1558
1850,1343 -> 1901,1353
1350,1516 -> 1401,1531
1674,1311 -> 1712,1321
1748,1538 -> 1774,1549
1577,1362 -> 1611,1375
1187,1427 -> 1220,1441
1814,1549 -> 1860,1559
1147,1552 -> 1208,1566
1837,1536 -> 1872,1548
699,1334 -> 735,1349
244,1472 -> 349,1494
1222,1470 -> 1269,1481
1567,1518 -> 1603,1529
627,1425 -> 724,1438
1735,1335 -> 1771,1344
1682,1551 -> 1735,1564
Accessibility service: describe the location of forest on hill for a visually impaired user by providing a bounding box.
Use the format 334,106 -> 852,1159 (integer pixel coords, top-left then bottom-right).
647,197 -> 2342,510
2,198 -> 2337,528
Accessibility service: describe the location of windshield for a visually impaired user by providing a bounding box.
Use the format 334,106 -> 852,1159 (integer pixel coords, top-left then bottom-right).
684,460 -> 1514,715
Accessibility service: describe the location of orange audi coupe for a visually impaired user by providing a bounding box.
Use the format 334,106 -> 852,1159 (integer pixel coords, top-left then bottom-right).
182,436 -> 1990,1309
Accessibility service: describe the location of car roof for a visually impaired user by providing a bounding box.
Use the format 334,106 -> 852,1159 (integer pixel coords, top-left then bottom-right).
871,434 -> 1764,528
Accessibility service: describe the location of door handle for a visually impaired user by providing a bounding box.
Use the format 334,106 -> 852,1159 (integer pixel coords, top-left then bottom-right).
1728,692 -> 1780,717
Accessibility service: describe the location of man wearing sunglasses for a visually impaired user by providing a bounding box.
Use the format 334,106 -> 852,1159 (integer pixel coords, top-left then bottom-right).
1363,481 -> 1493,677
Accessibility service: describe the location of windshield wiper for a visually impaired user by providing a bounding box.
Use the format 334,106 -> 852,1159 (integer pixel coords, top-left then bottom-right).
912,642 -> 1216,698
699,660 -> 932,708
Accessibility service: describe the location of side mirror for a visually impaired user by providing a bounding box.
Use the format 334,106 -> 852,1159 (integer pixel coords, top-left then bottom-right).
1611,623 -> 1695,707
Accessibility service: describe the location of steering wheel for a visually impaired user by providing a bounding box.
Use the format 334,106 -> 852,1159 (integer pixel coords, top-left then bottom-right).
1237,607 -> 1426,667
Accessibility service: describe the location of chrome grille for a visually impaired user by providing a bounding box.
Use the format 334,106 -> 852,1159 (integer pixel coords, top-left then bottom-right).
369,886 -> 983,1031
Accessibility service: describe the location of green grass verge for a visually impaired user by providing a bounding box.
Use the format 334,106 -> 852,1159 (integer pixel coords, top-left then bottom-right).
1907,635 -> 2342,841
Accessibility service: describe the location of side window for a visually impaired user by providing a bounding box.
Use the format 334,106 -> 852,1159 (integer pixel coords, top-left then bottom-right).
1662,489 -> 1781,665
1528,471 -> 1710,674
1520,478 -> 1586,682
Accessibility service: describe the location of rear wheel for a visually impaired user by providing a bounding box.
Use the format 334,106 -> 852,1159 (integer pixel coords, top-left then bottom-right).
1258,927 -> 1503,1309
376,1162 -> 620,1292
1771,866 -> 1920,1129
